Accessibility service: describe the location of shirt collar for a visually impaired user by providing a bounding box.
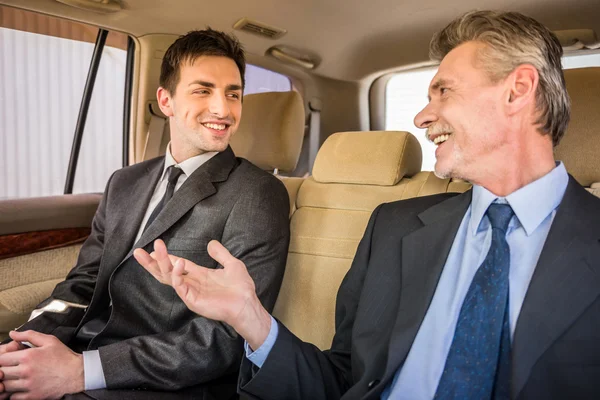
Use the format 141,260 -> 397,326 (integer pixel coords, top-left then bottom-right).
161,143 -> 219,180
470,161 -> 569,236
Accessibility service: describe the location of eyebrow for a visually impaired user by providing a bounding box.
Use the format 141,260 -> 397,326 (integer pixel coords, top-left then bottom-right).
427,78 -> 453,101
189,80 -> 242,91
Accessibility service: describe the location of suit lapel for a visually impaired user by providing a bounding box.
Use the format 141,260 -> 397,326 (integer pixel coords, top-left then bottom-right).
126,146 -> 237,260
101,158 -> 164,276
382,191 -> 472,383
512,178 -> 600,398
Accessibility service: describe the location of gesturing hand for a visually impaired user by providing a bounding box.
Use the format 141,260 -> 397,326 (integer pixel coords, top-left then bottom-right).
0,330 -> 84,399
134,239 -> 273,349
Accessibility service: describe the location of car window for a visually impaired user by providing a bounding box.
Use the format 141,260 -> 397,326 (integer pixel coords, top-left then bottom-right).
0,5 -> 131,199
245,64 -> 292,94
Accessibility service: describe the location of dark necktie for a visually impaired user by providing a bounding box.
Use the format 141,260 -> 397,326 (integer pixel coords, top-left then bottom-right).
143,165 -> 184,232
434,203 -> 514,400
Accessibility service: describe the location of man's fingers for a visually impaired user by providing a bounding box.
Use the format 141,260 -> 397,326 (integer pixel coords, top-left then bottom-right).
167,254 -> 181,266
207,240 -> 239,268
153,239 -> 175,275
0,365 -> 20,380
1,377 -> 27,392
153,239 -> 168,258
133,248 -> 160,276
172,258 -> 186,287
9,330 -> 52,348
0,349 -> 22,367
8,394 -> 28,400
0,341 -> 22,355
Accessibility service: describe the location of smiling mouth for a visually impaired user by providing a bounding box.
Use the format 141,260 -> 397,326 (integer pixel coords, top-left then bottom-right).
432,133 -> 451,145
202,122 -> 229,131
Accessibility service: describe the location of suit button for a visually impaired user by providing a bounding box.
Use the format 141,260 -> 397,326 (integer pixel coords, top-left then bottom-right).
368,379 -> 380,389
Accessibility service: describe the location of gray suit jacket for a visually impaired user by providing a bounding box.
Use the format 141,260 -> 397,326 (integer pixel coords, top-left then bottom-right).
239,176 -> 600,400
20,147 -> 290,399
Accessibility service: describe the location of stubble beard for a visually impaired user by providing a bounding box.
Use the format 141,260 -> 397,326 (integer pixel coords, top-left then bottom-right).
434,143 -> 465,180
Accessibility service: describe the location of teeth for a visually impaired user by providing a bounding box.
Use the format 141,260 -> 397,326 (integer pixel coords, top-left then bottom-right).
204,123 -> 226,131
433,134 -> 450,145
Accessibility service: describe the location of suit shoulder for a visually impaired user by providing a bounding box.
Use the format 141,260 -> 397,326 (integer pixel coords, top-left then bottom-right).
231,158 -> 287,191
380,192 -> 462,216
110,157 -> 163,180
368,192 -> 465,238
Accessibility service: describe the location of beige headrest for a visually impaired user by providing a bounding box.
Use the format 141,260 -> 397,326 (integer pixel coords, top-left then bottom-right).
230,91 -> 305,172
312,131 -> 422,185
555,67 -> 600,186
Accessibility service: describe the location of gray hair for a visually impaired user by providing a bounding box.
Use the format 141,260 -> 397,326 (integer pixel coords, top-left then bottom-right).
430,10 -> 570,146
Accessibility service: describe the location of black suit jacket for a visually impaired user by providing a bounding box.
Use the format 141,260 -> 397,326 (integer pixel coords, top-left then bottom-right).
239,176 -> 600,400
18,147 -> 290,399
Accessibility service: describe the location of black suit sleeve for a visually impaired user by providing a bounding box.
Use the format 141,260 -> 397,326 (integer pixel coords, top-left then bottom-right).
15,173 -> 115,344
97,175 -> 290,390
238,204 -> 383,400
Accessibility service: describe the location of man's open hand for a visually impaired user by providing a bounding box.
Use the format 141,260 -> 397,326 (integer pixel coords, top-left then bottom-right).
0,330 -> 84,399
134,239 -> 273,349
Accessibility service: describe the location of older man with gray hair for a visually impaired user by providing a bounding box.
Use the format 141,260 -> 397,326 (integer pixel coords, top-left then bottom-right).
135,10 -> 600,400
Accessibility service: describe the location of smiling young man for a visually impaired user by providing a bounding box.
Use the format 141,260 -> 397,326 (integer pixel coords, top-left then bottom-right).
0,29 -> 290,399
135,11 -> 600,400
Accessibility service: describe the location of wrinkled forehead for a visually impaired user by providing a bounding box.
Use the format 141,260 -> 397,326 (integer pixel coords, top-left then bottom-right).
428,41 -> 488,92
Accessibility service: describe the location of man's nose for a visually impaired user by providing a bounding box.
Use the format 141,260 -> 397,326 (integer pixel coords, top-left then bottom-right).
209,92 -> 229,117
414,102 -> 437,129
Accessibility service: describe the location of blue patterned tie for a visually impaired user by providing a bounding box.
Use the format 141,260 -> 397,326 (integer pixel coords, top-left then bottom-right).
434,203 -> 514,400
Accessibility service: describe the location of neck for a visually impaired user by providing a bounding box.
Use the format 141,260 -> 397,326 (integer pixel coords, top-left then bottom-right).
169,139 -> 206,164
470,132 -> 556,197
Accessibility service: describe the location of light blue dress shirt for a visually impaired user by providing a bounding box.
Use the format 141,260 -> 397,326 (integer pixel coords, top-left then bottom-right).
247,163 -> 569,400
81,145 -> 217,390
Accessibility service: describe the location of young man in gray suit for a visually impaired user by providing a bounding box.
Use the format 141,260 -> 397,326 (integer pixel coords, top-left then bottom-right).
136,11 -> 600,400
0,29 -> 290,399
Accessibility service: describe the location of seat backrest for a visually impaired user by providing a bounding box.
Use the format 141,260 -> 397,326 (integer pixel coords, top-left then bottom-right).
555,67 -> 600,196
272,131 -> 470,349
230,91 -> 305,174
229,91 -> 306,213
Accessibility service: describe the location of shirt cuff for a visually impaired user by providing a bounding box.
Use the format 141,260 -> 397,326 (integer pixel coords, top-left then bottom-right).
83,350 -> 107,390
244,316 -> 279,368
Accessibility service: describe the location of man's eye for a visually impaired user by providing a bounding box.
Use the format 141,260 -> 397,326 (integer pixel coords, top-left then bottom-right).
440,87 -> 448,94
228,93 -> 241,99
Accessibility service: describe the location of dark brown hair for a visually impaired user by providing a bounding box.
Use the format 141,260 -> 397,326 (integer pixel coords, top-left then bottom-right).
160,28 -> 246,95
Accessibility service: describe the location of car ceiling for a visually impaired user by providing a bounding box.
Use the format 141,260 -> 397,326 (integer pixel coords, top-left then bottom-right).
2,0 -> 600,82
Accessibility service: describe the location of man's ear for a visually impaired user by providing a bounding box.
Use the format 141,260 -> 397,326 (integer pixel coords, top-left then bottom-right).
157,87 -> 174,117
506,64 -> 539,115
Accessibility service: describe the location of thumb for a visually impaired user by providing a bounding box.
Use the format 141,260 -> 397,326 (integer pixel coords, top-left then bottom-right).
9,330 -> 54,347
207,240 -> 239,267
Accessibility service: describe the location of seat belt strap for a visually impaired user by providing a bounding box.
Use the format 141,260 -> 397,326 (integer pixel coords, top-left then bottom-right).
143,104 -> 168,161
308,98 -> 322,173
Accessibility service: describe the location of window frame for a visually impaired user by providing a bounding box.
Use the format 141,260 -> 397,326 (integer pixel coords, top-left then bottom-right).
0,5 -> 134,197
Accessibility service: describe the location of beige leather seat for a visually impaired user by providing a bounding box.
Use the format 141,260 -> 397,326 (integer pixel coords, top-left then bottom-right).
230,91 -> 306,214
272,131 -> 469,350
555,67 -> 600,196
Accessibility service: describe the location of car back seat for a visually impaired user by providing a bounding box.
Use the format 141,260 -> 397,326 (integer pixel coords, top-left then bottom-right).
230,91 -> 306,215
272,131 -> 470,349
555,67 -> 600,196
